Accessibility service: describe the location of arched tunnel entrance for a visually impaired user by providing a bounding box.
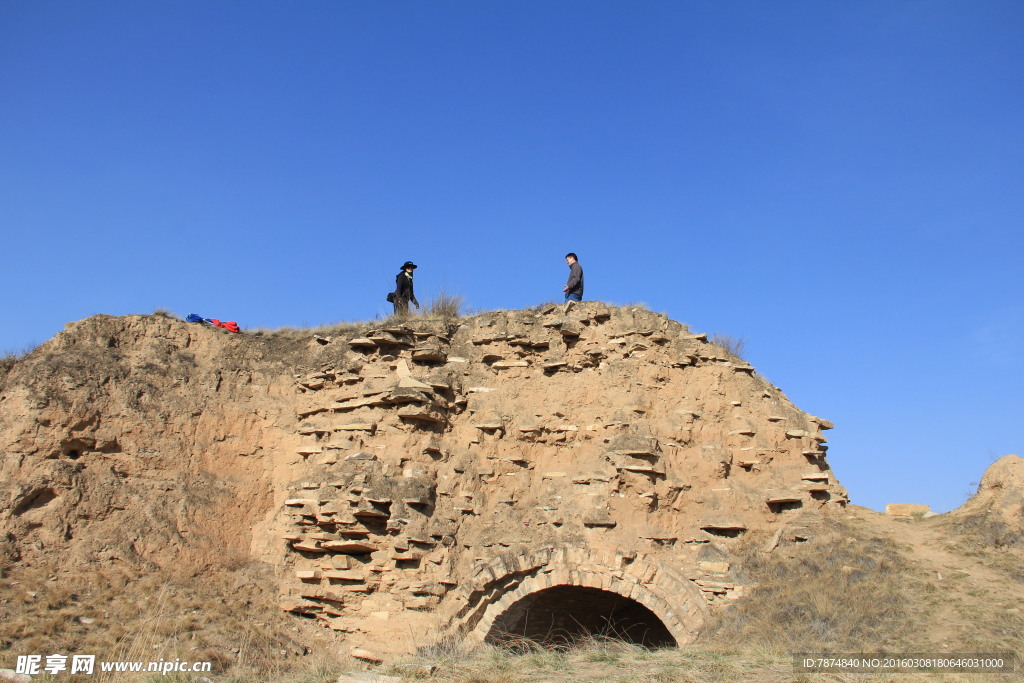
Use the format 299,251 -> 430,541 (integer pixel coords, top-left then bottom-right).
483,585 -> 677,648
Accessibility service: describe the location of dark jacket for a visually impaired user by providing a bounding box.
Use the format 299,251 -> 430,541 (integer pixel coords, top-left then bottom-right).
395,271 -> 418,305
566,262 -> 584,297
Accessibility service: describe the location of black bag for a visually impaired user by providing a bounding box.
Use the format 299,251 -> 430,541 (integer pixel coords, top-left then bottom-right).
386,292 -> 395,303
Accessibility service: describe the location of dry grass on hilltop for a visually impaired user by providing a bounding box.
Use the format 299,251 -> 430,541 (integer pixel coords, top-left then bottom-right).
244,291 -> 467,340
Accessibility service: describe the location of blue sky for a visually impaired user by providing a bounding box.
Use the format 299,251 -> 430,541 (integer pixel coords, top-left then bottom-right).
2,1 -> 1021,513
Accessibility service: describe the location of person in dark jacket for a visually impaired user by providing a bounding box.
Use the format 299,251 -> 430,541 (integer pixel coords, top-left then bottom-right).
563,252 -> 584,301
393,261 -> 420,316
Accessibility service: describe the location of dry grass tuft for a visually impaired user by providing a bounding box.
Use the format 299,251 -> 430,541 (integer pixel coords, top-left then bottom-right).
709,333 -> 746,360
248,291 -> 464,341
422,290 -> 464,319
0,343 -> 38,377
607,301 -> 650,312
0,352 -> 17,376
249,320 -> 367,339
384,290 -> 465,323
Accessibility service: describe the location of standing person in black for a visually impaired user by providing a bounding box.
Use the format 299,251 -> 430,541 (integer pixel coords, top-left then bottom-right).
393,261 -> 420,316
563,252 -> 584,301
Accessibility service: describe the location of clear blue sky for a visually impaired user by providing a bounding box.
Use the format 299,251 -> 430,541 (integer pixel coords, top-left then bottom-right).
2,1 -> 1021,513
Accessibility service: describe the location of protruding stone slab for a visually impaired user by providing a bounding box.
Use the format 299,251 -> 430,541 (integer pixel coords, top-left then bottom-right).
885,503 -> 932,517
367,331 -> 413,347
700,521 -> 747,532
559,322 -> 582,337
619,463 -> 665,475
412,346 -> 447,363
348,648 -> 384,664
321,541 -> 377,554
511,338 -> 549,349
322,569 -> 367,581
398,375 -> 434,390
609,435 -> 661,457
812,417 -> 835,430
765,492 -> 802,504
343,451 -> 376,461
492,360 -> 529,368
672,352 -> 698,367
291,540 -> 325,553
334,422 -> 377,432
285,498 -> 319,507
297,421 -> 331,436
386,387 -> 430,404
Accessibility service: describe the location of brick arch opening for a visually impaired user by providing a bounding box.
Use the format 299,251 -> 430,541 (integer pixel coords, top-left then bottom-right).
485,585 -> 676,648
454,551 -> 707,648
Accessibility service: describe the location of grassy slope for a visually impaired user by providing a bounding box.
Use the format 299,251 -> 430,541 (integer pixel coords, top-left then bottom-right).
3,508 -> 1020,682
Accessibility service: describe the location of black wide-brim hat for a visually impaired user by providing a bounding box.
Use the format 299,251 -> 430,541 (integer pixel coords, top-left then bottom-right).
401,261 -> 418,270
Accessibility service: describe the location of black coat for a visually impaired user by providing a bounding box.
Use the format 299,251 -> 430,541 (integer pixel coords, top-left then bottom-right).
395,271 -> 417,304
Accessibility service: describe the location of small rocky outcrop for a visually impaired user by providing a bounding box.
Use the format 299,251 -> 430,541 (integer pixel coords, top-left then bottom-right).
950,454 -> 1024,529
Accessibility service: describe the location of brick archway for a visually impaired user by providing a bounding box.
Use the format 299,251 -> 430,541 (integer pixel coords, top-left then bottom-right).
442,546 -> 707,646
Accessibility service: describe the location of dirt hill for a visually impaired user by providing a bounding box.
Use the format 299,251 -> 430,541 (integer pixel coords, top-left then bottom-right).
1,307 -> 1020,681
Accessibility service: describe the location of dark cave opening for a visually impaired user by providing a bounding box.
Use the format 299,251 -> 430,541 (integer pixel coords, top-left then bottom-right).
484,585 -> 676,649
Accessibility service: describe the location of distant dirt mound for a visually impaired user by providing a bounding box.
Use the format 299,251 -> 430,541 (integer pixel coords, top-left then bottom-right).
953,454 -> 1024,528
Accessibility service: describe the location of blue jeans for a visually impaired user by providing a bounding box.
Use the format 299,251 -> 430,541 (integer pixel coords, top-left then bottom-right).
564,293 -> 582,302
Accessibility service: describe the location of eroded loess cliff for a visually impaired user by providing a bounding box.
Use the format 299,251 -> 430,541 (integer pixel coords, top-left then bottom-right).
0,314 -> 303,569
0,303 -> 846,659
